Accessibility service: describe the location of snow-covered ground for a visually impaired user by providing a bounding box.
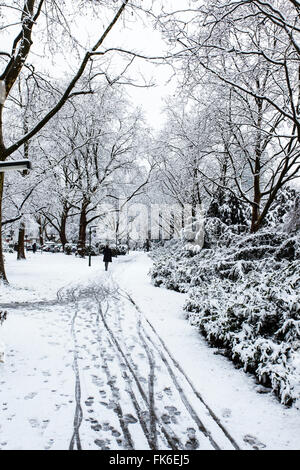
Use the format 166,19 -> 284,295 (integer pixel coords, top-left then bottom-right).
0,251 -> 299,450
0,252 -> 102,303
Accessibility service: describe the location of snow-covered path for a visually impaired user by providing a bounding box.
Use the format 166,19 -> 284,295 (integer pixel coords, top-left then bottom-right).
0,252 -> 299,450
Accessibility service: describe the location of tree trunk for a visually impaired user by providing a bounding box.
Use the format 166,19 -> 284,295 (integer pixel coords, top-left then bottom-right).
251,204 -> 260,233
59,204 -> 69,248
39,230 -> 44,247
250,97 -> 263,233
17,222 -> 26,260
0,172 -> 8,283
37,217 -> 44,246
251,158 -> 261,233
59,228 -> 68,248
78,201 -> 88,257
192,160 -> 201,217
0,103 -> 8,282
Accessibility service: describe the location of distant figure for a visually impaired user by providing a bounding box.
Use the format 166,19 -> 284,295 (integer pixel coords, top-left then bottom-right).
145,238 -> 150,252
32,242 -> 37,254
103,244 -> 112,271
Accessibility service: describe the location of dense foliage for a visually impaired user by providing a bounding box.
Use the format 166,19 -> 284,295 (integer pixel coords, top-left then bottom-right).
150,189 -> 300,407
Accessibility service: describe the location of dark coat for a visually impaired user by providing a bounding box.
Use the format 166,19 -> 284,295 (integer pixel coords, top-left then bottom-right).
103,247 -> 112,263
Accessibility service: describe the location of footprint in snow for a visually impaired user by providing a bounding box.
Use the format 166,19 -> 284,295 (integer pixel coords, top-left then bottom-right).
185,428 -> 199,450
94,439 -> 110,450
24,392 -> 37,400
185,437 -> 199,450
124,414 -> 138,424
161,414 -> 171,425
28,418 -> 39,428
85,397 -> 94,407
91,423 -> 102,432
222,408 -> 232,418
42,420 -> 50,429
165,406 -> 181,416
243,434 -> 266,450
44,438 -> 54,450
102,422 -> 113,431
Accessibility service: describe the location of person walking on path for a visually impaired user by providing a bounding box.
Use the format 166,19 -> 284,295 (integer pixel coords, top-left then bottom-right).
103,244 -> 112,271
32,242 -> 37,254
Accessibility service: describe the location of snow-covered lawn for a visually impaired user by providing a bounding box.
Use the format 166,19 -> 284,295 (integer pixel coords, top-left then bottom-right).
0,251 -> 299,450
1,252 -> 103,303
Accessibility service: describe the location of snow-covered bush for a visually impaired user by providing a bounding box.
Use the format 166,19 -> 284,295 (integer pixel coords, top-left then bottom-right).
181,213 -> 205,251
206,189 -> 250,227
150,240 -> 195,292
204,191 -> 249,240
150,228 -> 300,407
283,193 -> 300,234
185,260 -> 300,406
264,187 -> 298,230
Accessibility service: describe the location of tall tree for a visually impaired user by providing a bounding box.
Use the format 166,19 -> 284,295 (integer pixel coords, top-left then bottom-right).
0,0 -> 135,282
155,0 -> 300,231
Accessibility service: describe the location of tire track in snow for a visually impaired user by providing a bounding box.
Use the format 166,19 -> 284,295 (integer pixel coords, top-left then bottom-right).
123,290 -> 241,451
59,284 -> 148,450
94,304 -> 134,450
112,302 -> 157,449
114,301 -> 158,450
137,323 -> 158,450
69,299 -> 83,451
118,298 -> 219,450
93,290 -> 183,450
61,281 -> 239,450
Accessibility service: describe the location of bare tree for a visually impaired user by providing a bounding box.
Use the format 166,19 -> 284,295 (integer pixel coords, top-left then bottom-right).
155,0 -> 300,231
0,0 -> 139,282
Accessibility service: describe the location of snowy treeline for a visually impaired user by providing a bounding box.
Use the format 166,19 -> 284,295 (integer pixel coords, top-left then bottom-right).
0,0 -> 159,282
150,189 -> 300,407
1,1 -> 300,282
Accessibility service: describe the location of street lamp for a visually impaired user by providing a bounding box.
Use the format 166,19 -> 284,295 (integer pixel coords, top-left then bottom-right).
88,225 -> 97,267
0,160 -> 32,172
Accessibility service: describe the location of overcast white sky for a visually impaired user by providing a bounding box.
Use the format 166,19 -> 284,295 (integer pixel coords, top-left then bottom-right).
101,7 -> 178,130
0,0 -> 185,130
73,1 -> 182,131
